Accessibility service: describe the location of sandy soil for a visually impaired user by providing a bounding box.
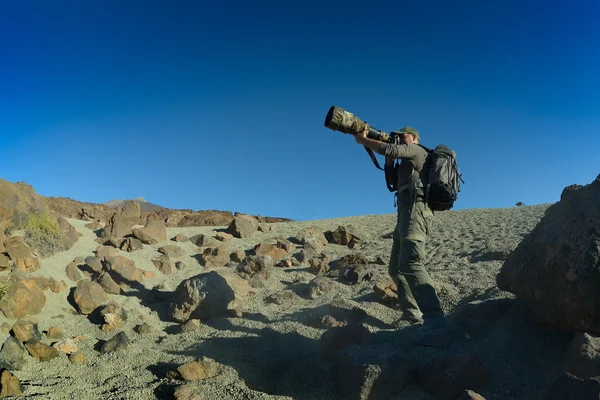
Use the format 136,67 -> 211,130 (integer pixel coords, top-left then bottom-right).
0,204 -> 572,400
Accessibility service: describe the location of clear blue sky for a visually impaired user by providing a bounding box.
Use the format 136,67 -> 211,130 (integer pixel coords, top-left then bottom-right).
1,1 -> 598,221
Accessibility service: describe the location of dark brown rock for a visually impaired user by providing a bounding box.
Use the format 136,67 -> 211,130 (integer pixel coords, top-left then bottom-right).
497,175 -> 600,332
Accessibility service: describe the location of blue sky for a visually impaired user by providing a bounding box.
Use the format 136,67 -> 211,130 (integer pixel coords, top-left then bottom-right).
1,0 -> 598,221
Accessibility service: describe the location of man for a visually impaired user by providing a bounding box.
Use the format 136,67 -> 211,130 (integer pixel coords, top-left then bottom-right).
354,126 -> 446,330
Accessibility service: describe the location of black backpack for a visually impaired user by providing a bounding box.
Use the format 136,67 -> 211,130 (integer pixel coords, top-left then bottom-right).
419,144 -> 463,211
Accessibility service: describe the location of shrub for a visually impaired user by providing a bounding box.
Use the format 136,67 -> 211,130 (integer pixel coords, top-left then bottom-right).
0,277 -> 8,302
23,212 -> 62,257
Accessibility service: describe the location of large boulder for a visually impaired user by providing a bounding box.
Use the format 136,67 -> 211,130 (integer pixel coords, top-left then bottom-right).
226,214 -> 258,238
132,219 -> 167,244
0,272 -> 46,319
102,201 -> 141,239
168,270 -> 251,322
3,236 -> 40,273
496,175 -> 600,333
57,217 -> 79,250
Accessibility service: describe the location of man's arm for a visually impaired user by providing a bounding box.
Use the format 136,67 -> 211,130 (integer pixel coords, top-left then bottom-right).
354,126 -> 418,160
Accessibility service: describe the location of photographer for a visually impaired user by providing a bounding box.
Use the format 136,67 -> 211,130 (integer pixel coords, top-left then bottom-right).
355,126 -> 446,330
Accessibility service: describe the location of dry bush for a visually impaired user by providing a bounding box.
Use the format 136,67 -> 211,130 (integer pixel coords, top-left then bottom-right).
0,276 -> 8,302
23,212 -> 62,257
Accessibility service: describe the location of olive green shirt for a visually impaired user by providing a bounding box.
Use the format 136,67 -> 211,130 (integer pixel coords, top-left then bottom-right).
378,142 -> 428,193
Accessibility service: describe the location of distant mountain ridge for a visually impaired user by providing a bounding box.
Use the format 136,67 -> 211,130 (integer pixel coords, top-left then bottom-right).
103,198 -> 165,213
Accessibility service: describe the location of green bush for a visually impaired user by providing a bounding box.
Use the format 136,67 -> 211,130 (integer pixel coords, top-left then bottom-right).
23,212 -> 62,257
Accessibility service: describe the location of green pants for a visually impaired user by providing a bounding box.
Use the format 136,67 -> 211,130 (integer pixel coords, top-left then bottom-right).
388,197 -> 443,319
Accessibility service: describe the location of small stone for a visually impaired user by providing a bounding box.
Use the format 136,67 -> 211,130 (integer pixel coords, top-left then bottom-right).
11,319 -> 42,343
265,290 -> 296,305
0,370 -> 23,397
99,303 -> 127,333
230,251 -> 246,263
49,278 -> 67,293
144,271 -> 154,279
181,319 -> 202,333
100,331 -> 130,353
321,315 -> 346,328
69,352 -> 86,365
25,342 -> 60,361
1,323 -> 11,334
0,336 -> 26,370
53,338 -> 78,354
173,233 -> 189,242
65,261 -> 83,282
46,326 -> 64,340
215,232 -> 233,242
173,384 -> 203,400
134,323 -> 153,335
168,358 -> 219,381
175,261 -> 186,270
152,257 -> 173,275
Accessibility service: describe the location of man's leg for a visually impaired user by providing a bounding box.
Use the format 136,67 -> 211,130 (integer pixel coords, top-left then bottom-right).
388,214 -> 421,320
398,201 -> 444,324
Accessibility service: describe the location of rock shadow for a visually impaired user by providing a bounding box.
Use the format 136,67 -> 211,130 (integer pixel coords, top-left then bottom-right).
168,327 -> 339,400
278,303 -> 390,330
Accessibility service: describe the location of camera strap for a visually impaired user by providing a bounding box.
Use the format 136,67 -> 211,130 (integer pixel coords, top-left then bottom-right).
363,146 -> 384,170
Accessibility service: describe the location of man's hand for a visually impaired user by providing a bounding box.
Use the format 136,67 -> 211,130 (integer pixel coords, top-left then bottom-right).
354,125 -> 368,144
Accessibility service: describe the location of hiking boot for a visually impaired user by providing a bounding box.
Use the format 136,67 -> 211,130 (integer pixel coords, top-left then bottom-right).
393,312 -> 424,329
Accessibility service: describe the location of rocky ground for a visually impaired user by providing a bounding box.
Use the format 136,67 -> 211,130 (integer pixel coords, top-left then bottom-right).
0,201 -> 583,400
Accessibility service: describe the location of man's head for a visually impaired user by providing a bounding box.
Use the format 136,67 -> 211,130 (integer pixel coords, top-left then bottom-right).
391,126 -> 420,144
